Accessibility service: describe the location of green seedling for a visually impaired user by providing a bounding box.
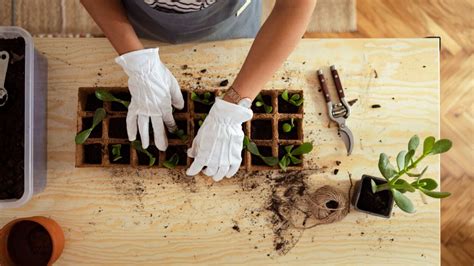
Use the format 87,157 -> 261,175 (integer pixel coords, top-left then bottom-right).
111,144 -> 123,161
198,114 -> 207,127
282,118 -> 295,133
279,142 -> 313,171
172,128 -> 188,142
95,89 -> 130,108
243,136 -> 278,166
131,140 -> 156,166
371,135 -> 452,213
191,91 -> 214,105
281,90 -> 303,107
255,94 -> 273,113
75,108 -> 106,144
163,153 -> 180,169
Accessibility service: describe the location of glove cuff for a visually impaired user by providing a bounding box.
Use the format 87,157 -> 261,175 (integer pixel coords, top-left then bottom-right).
209,98 -> 253,124
115,48 -> 160,74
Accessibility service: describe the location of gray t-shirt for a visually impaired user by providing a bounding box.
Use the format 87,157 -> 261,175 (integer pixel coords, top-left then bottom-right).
144,0 -> 216,13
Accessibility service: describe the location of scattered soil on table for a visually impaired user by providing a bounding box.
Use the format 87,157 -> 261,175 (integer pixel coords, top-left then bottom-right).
108,118 -> 127,139
82,117 -> 103,138
251,120 -> 272,140
219,79 -> 229,87
110,92 -> 131,112
7,221 -> 53,266
371,104 -> 381,109
348,99 -> 358,106
251,94 -> 272,114
356,177 -> 392,216
108,144 -> 130,164
0,37 -> 25,200
83,144 -> 103,164
278,119 -> 299,140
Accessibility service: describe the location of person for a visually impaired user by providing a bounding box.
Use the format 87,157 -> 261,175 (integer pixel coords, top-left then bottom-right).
81,0 -> 317,181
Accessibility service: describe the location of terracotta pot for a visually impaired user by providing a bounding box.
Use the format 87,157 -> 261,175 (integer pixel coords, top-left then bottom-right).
0,216 -> 65,266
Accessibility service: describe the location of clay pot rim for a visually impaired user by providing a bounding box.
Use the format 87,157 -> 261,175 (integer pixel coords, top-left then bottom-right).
0,216 -> 65,266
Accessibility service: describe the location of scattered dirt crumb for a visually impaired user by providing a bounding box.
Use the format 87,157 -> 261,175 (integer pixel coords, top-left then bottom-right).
335,161 -> 341,166
232,225 -> 240,232
181,64 -> 188,70
348,99 -> 358,106
374,69 -> 378,78
219,79 -> 229,87
333,169 -> 339,175
200,69 -> 207,73
371,104 -> 381,109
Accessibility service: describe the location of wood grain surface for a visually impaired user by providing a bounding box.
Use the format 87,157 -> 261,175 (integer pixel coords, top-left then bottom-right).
0,38 -> 441,265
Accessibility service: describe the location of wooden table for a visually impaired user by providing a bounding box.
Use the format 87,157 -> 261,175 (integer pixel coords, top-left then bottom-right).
0,38 -> 441,265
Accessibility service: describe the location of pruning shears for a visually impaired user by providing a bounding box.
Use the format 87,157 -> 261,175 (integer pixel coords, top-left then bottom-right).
317,65 -> 354,155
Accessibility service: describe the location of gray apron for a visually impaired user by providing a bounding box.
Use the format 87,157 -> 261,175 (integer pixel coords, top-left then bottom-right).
121,0 -> 261,44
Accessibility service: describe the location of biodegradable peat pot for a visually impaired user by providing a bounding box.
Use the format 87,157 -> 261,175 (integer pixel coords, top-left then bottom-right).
0,27 -> 47,208
0,216 -> 65,266
352,175 -> 394,218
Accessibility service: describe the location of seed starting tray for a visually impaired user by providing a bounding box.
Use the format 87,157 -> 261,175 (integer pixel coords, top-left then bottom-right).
76,87 -> 305,171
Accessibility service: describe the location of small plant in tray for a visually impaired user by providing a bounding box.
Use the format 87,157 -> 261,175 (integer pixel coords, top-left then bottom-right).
95,89 -> 130,108
243,136 -> 278,167
111,144 -> 122,161
282,118 -> 295,133
278,142 -> 313,171
254,93 -> 273,113
353,135 -> 452,217
131,140 -> 156,166
75,108 -> 106,144
281,90 -> 303,107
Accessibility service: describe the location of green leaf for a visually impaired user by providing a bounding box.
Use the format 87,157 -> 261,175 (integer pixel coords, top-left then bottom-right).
246,142 -> 261,156
282,123 -> 292,133
131,140 -> 156,166
264,105 -> 273,114
291,142 -> 313,156
404,150 -> 415,169
370,179 -> 378,194
111,144 -> 122,161
394,179 -> 416,192
173,129 -> 188,142
198,120 -> 204,126
92,108 -> 106,128
255,101 -> 263,107
243,136 -> 250,149
95,89 -> 130,108
423,136 -> 435,155
163,153 -> 179,169
191,92 -> 199,101
396,150 -> 407,171
378,153 -> 397,180
203,92 -> 212,99
279,155 -> 290,171
408,135 -> 420,151
284,145 -> 294,154
289,155 -> 302,164
256,94 -> 264,102
392,189 -> 415,213
406,166 -> 428,178
419,188 -> 451,198
417,178 -> 438,190
290,94 -> 301,101
75,128 -> 92,144
281,90 -> 289,101
431,139 -> 453,155
261,156 -> 279,166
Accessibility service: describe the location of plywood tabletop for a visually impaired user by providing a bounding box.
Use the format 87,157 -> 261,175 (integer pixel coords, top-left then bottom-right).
0,38 -> 441,265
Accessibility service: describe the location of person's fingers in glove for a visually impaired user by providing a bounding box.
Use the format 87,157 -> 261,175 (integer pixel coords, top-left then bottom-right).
151,116 -> 167,151
226,164 -> 241,178
186,160 -> 205,176
161,108 -> 178,133
138,115 -> 150,149
167,68 -> 185,110
126,111 -> 138,141
202,164 -> 218,177
213,165 -> 230,182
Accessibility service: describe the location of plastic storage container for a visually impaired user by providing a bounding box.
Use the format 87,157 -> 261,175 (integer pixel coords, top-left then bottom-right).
0,27 -> 47,208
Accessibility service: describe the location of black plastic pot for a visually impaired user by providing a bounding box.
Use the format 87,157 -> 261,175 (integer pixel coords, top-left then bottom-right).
352,175 -> 394,218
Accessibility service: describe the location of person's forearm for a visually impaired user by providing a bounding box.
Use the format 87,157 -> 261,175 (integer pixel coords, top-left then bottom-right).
81,0 -> 143,55
230,0 -> 317,100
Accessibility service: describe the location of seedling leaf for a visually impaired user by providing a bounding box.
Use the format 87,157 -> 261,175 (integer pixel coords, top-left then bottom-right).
163,153 -> 180,169
419,188 -> 450,198
282,123 -> 292,133
131,140 -> 156,166
264,105 -> 273,114
279,155 -> 290,171
370,179 -> 378,194
281,90 -> 289,101
75,128 -> 92,144
262,156 -> 279,166
111,144 -> 122,161
243,136 -> 250,149
408,135 -> 420,151
255,101 -> 263,107
378,153 -> 397,180
289,155 -> 302,165
396,150 -> 407,171
417,178 -> 438,190
92,108 -> 106,128
423,136 -> 435,155
284,145 -> 294,154
246,142 -> 261,156
431,139 -> 452,154
392,189 -> 415,213
291,142 -> 313,156
404,149 -> 415,168
406,166 -> 428,178
394,179 -> 416,192
95,89 -> 130,108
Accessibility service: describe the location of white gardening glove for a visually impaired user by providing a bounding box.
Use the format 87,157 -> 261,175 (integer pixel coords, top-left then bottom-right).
186,98 -> 253,181
115,48 -> 184,150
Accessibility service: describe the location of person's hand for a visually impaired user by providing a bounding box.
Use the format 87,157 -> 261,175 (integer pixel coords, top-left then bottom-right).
186,98 -> 253,181
115,48 -> 184,150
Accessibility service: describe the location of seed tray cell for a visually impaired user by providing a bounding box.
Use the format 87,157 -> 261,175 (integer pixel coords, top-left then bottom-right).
76,88 -> 305,171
